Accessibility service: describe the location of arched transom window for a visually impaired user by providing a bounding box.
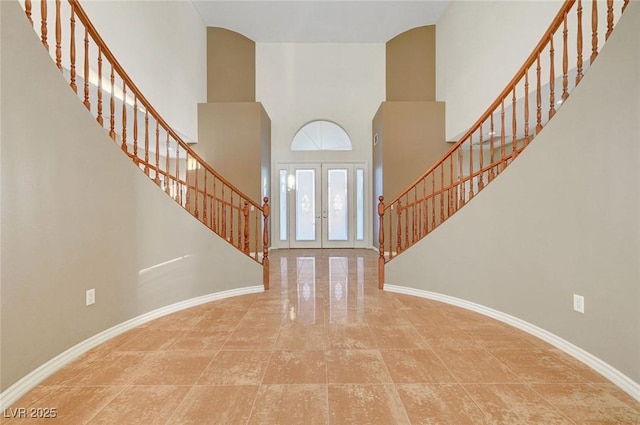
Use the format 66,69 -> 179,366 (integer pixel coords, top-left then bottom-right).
291,120 -> 352,151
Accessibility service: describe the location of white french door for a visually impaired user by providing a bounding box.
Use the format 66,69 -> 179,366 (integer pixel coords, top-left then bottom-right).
290,164 -> 322,248
278,162 -> 366,248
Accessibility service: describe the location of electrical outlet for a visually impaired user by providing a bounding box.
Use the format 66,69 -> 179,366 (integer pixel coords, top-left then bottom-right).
573,294 -> 584,313
86,288 -> 95,306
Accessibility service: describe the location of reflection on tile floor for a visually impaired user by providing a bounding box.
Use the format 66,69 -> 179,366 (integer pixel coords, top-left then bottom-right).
6,249 -> 640,424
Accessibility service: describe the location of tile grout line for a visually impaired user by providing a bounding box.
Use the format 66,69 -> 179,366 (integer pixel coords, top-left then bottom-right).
401,302 -> 497,424
244,287 -> 285,424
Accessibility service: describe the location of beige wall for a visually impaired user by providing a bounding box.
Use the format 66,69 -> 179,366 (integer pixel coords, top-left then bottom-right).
373,102 -> 448,200
386,26 -> 436,102
202,27 -> 269,205
374,25 -> 445,248
388,1 -> 640,384
196,103 -> 270,202
436,1 -> 562,140
80,0 -> 206,141
1,1 -> 261,391
207,27 -> 256,103
257,43 -> 385,246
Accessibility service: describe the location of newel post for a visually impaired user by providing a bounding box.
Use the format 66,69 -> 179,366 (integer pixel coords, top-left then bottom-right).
262,197 -> 270,290
377,196 -> 385,290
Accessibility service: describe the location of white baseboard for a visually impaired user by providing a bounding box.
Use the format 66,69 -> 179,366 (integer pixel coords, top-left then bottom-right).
0,285 -> 263,409
384,284 -> 640,402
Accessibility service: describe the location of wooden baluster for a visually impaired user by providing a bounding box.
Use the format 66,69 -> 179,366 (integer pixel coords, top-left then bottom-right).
440,165 -> 445,222
254,201 -> 259,260
500,100 -> 506,171
562,11 -> 569,102
412,193 -> 417,245
55,0 -> 61,69
97,49 -> 103,126
422,180 -> 427,236
412,188 -> 417,244
203,172 -> 208,225
449,155 -> 454,214
606,0 -> 614,40
222,185 -> 226,239
469,135 -> 474,200
154,122 -> 160,185
41,0 -> 48,51
420,186 -> 425,237
404,195 -> 409,249
458,148 -> 464,207
396,200 -> 402,254
478,126 -> 484,190
194,160 -> 199,219
431,173 -> 436,229
549,35 -> 556,120
422,196 -> 426,236
622,0 -> 629,12
229,192 -> 234,244
144,110 -> 150,174
388,205 -> 394,259
70,6 -> 77,93
176,146 -> 181,204
512,87 -> 518,159
132,96 -> 138,162
489,114 -> 495,181
83,27 -> 90,110
237,196 -> 242,248
377,196 -> 385,289
577,0 -> 584,84
211,194 -> 215,231
421,181 -> 426,234
524,70 -> 530,147
213,178 -> 218,232
121,83 -> 127,152
185,153 -> 190,210
422,189 -> 426,239
536,54 -> 542,133
25,0 -> 33,26
243,202 -> 250,254
109,66 -> 115,139
262,198 -> 270,290
591,0 -> 598,64
424,187 -> 436,229
165,132 -> 171,194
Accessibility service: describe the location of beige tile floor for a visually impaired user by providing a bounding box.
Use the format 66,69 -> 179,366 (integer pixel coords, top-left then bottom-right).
4,249 -> 640,424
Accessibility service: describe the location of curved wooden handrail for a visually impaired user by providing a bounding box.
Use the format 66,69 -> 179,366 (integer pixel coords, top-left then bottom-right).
70,1 -> 263,212
386,1 -> 577,207
378,0 -> 629,287
20,0 -> 270,288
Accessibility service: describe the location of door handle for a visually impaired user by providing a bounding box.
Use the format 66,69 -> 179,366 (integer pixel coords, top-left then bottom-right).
322,211 -> 327,218
316,212 -> 321,219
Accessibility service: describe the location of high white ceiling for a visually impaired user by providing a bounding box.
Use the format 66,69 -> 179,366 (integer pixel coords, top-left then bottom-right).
191,1 -> 450,43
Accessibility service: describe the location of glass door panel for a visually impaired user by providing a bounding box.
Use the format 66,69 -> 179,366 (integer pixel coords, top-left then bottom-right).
295,169 -> 316,241
322,164 -> 354,248
327,169 -> 348,241
289,164 -> 321,248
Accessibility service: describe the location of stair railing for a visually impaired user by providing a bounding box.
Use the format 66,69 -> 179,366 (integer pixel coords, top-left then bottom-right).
20,0 -> 270,289
377,0 -> 629,288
